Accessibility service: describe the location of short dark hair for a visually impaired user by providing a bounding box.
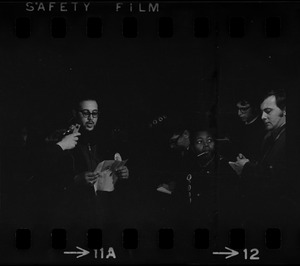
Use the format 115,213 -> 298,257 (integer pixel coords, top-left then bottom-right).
263,89 -> 286,111
72,92 -> 99,110
236,92 -> 260,112
190,127 -> 216,143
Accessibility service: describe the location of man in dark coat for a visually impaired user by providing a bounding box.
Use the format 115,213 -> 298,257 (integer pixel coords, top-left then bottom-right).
234,95 -> 265,162
231,90 -> 286,181
39,96 -> 130,229
172,129 -> 238,226
164,128 -> 240,257
230,90 -> 289,226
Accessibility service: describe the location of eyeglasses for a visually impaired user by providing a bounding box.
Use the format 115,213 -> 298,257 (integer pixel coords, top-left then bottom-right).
79,110 -> 99,118
237,106 -> 251,114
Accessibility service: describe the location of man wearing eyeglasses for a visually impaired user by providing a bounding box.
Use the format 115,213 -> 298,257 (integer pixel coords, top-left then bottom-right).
78,104 -> 99,131
55,98 -> 129,183
234,95 -> 265,162
231,90 -> 286,179
229,91 -> 290,226
42,96 -> 129,226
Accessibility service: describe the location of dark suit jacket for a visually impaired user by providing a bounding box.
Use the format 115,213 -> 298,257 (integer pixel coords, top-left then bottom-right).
239,117 -> 265,162
39,129 -> 129,226
240,124 -> 289,225
243,123 -> 286,180
171,153 -> 239,227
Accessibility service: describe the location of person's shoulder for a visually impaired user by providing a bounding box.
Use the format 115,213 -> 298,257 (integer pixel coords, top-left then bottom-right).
274,126 -> 286,147
278,125 -> 286,138
249,117 -> 264,130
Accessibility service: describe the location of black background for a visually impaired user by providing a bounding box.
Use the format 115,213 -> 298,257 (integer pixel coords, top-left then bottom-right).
0,2 -> 299,264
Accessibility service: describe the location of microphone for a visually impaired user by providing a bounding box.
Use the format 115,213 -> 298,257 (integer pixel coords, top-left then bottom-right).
62,124 -> 81,136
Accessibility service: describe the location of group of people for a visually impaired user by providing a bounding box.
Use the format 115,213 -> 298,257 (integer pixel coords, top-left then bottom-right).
0,89 -> 289,232
157,89 -> 287,228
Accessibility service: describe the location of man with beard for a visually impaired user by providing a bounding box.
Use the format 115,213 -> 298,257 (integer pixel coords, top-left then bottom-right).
40,95 -> 129,228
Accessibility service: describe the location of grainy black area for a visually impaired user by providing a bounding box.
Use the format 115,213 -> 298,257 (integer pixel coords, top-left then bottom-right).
0,2 -> 299,265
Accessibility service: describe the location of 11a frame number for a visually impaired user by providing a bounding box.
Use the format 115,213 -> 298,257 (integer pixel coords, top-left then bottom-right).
243,249 -> 260,260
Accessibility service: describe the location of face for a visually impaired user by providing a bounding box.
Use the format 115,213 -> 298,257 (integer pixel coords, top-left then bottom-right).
193,131 -> 215,157
77,100 -> 99,131
169,130 -> 190,150
261,95 -> 286,131
237,101 -> 253,123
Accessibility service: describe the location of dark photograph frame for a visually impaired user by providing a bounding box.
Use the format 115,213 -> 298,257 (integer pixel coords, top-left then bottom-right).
0,1 -> 299,264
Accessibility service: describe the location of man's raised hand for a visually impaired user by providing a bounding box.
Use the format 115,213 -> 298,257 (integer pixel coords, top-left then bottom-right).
57,132 -> 81,151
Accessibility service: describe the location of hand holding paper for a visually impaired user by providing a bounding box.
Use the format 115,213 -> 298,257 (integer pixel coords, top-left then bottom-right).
229,153 -> 250,176
74,171 -> 99,185
93,153 -> 128,192
94,169 -> 114,192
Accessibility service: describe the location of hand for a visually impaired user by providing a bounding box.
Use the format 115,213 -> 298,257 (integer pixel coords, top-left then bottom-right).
57,132 -> 81,150
158,182 -> 175,191
158,183 -> 170,189
97,170 -> 115,191
115,166 -> 129,179
75,171 -> 100,185
228,153 -> 250,176
236,153 -> 250,167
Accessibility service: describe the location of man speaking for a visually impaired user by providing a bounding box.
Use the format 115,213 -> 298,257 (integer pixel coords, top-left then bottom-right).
41,94 -> 129,227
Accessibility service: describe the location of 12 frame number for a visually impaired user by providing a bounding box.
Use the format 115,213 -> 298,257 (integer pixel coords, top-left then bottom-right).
243,249 -> 260,260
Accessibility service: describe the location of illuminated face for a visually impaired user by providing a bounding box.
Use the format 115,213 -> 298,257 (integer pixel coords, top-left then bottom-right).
261,95 -> 286,131
77,100 -> 99,131
193,131 -> 215,157
237,101 -> 254,123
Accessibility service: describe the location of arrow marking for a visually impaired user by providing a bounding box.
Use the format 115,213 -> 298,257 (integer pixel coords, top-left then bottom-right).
213,247 -> 239,259
64,246 -> 90,258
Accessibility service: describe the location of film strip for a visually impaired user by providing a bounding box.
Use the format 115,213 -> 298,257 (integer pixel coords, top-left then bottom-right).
0,1 -> 299,265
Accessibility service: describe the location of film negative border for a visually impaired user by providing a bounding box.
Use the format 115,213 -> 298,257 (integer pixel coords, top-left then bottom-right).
11,16 -> 283,39
0,1 -> 299,265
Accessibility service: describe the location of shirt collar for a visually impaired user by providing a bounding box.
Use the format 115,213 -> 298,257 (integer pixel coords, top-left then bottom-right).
271,122 -> 286,140
245,116 -> 258,125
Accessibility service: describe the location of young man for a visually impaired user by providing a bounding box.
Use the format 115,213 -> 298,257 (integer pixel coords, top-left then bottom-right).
171,128 -> 238,227
56,98 -> 129,184
41,95 -> 129,226
169,128 -> 190,154
182,129 -> 235,203
231,90 -> 286,179
234,95 -> 265,162
229,90 -> 288,226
